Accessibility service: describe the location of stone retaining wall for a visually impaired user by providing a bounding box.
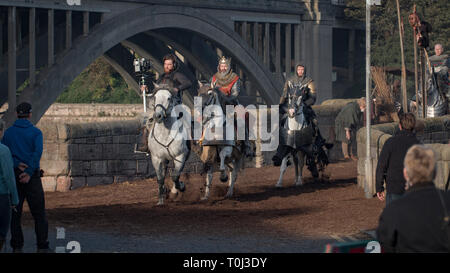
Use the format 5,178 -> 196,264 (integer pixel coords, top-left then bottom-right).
356,115 -> 450,196
39,119 -> 207,192
37,100 -> 361,192
38,103 -> 142,124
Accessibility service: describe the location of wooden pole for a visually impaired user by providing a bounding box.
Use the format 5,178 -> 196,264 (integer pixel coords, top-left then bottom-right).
396,0 -> 408,113
412,5 -> 419,116
413,30 -> 418,116
365,0 -> 373,199
420,48 -> 426,117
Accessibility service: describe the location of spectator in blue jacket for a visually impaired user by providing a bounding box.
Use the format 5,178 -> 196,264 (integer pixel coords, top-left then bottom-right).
1,102 -> 51,253
0,119 -> 19,252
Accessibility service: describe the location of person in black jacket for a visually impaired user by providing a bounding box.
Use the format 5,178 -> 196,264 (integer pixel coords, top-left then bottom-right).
156,53 -> 192,104
375,113 -> 421,206
135,54 -> 192,153
377,145 -> 450,253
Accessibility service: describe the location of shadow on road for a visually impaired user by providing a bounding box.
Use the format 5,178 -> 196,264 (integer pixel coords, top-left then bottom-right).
234,178 -> 356,203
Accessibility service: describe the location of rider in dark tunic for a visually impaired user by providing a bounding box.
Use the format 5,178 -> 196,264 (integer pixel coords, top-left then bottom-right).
135,54 -> 192,153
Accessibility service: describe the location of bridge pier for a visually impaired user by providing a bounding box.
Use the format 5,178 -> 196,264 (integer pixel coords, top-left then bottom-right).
48,9 -> 54,67
29,8 -> 36,87
8,6 -> 16,114
66,10 -> 72,50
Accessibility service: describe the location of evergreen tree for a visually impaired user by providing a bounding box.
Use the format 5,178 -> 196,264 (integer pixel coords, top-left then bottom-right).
56,57 -> 141,104
344,0 -> 449,97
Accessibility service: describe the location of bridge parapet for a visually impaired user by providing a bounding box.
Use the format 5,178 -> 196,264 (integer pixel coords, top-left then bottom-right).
356,115 -> 450,196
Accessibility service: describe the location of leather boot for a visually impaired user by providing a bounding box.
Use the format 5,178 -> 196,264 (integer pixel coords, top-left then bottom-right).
342,142 -> 350,160
136,126 -> 149,153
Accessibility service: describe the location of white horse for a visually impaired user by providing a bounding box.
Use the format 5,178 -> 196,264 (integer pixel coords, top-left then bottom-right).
195,84 -> 246,200
276,92 -> 315,188
148,84 -> 190,205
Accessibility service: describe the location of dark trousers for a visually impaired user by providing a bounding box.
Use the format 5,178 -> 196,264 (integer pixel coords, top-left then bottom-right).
385,192 -> 404,207
10,169 -> 49,250
0,194 -> 11,240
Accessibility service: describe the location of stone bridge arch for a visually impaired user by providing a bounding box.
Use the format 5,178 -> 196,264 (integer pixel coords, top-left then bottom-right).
3,5 -> 282,125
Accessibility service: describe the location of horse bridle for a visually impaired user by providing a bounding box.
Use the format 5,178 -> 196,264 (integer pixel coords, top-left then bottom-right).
288,94 -> 303,117
154,102 -> 171,119
151,90 -> 184,163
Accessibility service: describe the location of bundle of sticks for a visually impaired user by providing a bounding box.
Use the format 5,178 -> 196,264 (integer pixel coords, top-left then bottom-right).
371,66 -> 399,122
371,66 -> 394,105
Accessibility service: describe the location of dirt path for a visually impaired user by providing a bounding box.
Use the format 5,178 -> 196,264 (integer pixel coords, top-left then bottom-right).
15,160 -> 385,253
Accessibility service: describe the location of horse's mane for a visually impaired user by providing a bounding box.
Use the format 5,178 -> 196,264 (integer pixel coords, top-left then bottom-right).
153,84 -> 176,95
197,84 -> 212,96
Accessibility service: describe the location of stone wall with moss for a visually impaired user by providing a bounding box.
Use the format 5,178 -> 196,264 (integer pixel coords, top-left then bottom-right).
356,115 -> 450,196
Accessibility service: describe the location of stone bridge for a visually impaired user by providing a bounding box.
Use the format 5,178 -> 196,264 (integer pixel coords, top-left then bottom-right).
0,0 -> 363,126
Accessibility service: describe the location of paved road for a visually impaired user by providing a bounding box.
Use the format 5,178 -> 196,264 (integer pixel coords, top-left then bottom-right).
2,224 -> 344,253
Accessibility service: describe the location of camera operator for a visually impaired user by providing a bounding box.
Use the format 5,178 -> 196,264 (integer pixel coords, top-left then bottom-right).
135,54 -> 192,153
155,54 -> 192,104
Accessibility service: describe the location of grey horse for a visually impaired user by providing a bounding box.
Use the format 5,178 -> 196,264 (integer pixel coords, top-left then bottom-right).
148,84 -> 190,205
195,83 -> 246,200
276,91 -> 316,188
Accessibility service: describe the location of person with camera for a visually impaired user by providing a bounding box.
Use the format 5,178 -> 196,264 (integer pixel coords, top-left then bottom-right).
1,102 -> 51,253
0,119 -> 19,252
135,54 -> 192,153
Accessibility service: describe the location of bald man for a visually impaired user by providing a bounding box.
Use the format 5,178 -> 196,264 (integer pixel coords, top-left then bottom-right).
429,44 -> 449,112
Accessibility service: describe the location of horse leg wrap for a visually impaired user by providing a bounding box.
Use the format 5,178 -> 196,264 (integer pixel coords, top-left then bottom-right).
220,170 -> 228,183
306,156 -> 319,178
172,175 -> 185,192
158,179 -> 166,198
272,145 -> 291,167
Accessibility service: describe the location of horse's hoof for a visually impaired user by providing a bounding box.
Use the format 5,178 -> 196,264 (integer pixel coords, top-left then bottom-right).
177,182 -> 186,192
295,182 -> 303,187
220,173 -> 228,183
200,196 -> 208,201
275,183 -> 283,188
157,198 -> 164,206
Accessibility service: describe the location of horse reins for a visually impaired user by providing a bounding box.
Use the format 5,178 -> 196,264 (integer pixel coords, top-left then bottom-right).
151,100 -> 184,164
